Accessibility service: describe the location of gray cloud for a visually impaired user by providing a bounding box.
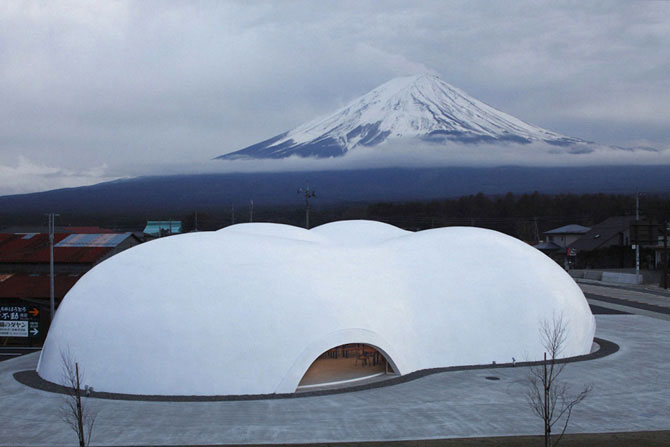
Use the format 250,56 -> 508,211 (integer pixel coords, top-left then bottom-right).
111,141 -> 670,180
1,1 -> 669,193
0,157 -> 120,196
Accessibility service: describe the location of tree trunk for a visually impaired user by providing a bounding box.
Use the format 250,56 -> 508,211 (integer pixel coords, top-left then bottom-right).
544,352 -> 551,447
76,363 -> 85,447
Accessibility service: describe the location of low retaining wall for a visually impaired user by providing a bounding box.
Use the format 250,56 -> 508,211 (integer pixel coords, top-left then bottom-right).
601,271 -> 642,285
570,269 -> 642,285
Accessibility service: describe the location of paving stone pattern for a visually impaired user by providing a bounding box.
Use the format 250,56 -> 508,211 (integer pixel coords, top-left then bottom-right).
0,314 -> 668,446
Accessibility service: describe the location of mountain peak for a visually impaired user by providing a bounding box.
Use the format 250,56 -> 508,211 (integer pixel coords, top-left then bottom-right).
218,75 -> 583,160
374,72 -> 441,91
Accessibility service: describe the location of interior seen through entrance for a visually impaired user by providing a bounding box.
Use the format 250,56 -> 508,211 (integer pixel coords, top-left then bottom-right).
298,343 -> 394,389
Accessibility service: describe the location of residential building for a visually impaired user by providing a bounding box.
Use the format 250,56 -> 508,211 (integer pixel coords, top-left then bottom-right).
0,230 -> 142,345
143,221 -> 182,238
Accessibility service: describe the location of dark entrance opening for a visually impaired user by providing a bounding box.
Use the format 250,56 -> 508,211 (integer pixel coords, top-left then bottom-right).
297,343 -> 395,390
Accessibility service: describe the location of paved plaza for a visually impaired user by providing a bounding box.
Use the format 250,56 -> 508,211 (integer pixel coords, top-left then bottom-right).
0,285 -> 668,446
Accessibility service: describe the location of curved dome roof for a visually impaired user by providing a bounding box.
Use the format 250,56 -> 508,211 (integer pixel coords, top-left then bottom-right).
37,220 -> 595,396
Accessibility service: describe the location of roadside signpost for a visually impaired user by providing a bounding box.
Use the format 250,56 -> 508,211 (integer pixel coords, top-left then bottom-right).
0,306 -> 40,339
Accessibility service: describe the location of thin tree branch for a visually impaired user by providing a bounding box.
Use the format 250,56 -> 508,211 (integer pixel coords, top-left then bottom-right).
527,314 -> 592,447
59,349 -> 98,447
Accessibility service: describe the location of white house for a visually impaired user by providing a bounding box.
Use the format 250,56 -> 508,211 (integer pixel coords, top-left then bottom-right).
544,224 -> 591,249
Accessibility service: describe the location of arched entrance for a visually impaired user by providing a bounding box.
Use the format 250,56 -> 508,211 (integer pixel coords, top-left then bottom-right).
297,343 -> 396,390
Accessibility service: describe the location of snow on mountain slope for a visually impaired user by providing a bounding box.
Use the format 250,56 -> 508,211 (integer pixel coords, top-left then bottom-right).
218,74 -> 585,160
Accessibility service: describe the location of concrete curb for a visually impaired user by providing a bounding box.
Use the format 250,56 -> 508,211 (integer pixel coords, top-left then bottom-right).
13,337 -> 618,402
577,278 -> 670,298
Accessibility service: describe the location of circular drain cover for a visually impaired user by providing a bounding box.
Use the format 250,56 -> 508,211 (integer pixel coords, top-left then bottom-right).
485,376 -> 501,381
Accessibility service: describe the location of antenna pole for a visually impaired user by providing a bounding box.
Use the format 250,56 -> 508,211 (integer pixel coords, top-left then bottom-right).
298,185 -> 316,229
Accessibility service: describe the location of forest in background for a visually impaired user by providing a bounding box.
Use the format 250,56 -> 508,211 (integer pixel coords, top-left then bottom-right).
5,192 -> 668,244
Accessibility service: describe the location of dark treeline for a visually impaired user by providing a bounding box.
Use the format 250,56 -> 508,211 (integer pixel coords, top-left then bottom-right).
351,192 -> 670,241
138,192 -> 670,243
3,192 -> 670,243
296,192 -> 670,242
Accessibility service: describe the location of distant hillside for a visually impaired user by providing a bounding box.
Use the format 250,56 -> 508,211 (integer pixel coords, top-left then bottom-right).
1,166 -> 669,219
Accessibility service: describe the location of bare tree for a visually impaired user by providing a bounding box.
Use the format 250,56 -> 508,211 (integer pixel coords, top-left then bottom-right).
527,316 -> 592,447
60,350 -> 97,447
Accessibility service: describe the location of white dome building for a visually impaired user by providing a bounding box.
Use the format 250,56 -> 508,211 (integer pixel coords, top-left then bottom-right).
37,220 -> 595,396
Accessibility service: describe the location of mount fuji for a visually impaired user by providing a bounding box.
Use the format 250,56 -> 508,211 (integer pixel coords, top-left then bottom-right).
217,74 -> 586,160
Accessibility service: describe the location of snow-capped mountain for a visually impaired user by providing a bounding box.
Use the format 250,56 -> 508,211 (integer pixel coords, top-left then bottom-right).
217,74 -> 585,159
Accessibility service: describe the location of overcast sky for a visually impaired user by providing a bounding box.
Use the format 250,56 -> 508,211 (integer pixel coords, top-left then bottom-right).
1,1 -> 669,194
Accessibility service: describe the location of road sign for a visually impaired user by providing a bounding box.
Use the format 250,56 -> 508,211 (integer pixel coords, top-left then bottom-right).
0,320 -> 28,337
0,306 -> 40,338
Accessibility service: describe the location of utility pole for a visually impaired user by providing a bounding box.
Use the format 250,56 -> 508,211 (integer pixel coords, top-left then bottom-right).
298,185 -> 316,229
194,211 -> 198,232
47,213 -> 59,322
231,204 -> 235,225
664,221 -> 669,289
249,200 -> 254,223
635,192 -> 640,284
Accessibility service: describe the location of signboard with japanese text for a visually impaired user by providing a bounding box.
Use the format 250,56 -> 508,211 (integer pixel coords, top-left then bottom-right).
0,320 -> 28,337
0,306 -> 40,337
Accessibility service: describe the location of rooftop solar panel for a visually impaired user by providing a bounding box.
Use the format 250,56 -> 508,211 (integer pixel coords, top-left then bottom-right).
55,233 -> 131,248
